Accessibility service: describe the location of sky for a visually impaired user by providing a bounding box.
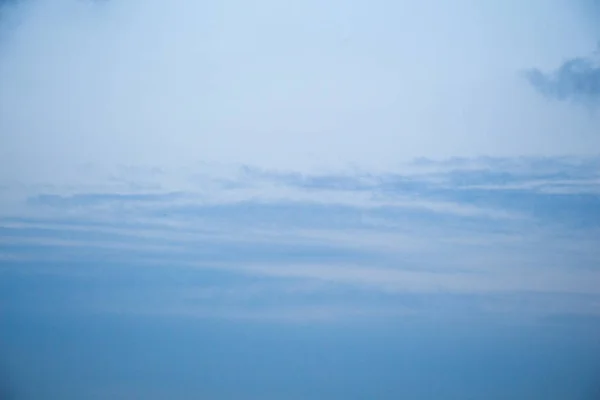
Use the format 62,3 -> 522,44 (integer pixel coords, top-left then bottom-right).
0,0 -> 599,399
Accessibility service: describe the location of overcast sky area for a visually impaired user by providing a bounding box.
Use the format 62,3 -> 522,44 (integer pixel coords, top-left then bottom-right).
1,0 -> 600,399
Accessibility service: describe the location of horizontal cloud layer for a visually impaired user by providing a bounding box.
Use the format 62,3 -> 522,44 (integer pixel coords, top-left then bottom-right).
2,156 -> 599,323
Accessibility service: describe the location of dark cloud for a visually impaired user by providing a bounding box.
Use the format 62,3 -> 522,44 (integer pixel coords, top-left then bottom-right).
524,46 -> 600,106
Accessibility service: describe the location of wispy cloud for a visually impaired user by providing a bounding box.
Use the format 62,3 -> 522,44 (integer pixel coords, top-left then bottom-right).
2,156 -> 599,322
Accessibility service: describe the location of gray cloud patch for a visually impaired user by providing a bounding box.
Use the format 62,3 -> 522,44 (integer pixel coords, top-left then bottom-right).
525,48 -> 600,106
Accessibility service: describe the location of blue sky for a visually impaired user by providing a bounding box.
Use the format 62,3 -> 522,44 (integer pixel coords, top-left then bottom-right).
1,0 -> 600,399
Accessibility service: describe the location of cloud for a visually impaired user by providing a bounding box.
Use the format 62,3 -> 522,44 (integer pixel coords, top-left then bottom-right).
4,156 -> 598,231
525,47 -> 600,106
2,156 -> 599,310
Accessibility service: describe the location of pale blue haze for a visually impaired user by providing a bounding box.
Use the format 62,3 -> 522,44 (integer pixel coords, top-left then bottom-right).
1,0 -> 600,399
